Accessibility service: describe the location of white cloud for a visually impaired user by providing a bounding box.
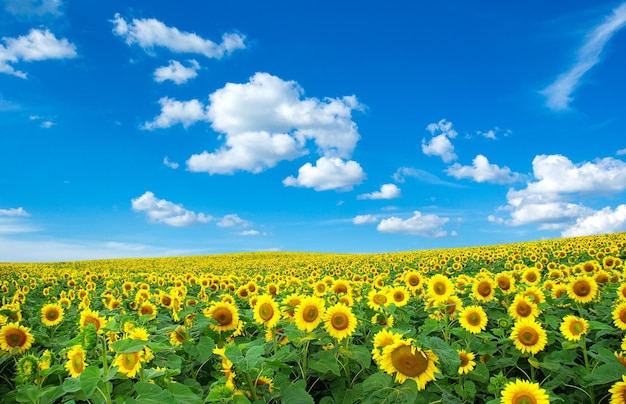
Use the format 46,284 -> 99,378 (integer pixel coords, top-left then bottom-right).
392,167 -> 464,187
357,183 -> 401,200
562,204 -> 626,237
111,13 -> 245,58
187,131 -> 305,174
283,157 -> 365,191
142,97 -> 208,130
377,211 -> 450,237
0,29 -> 77,78
473,127 -> 512,140
186,72 -> 364,175
154,59 -> 200,84
0,207 -> 30,216
4,0 -> 62,17
617,148 -> 626,156
237,229 -> 261,236
217,214 -> 250,228
422,119 -> 458,163
131,191 -> 212,227
163,156 -> 179,169
353,214 -> 378,225
40,120 -> 54,128
494,154 -> 626,231
446,154 -> 520,184
542,3 -> 626,110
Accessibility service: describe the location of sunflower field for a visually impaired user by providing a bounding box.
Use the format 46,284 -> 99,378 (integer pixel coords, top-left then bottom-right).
1,233 -> 626,404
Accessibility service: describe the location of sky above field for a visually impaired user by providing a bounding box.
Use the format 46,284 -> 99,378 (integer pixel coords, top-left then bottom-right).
1,0 -> 626,262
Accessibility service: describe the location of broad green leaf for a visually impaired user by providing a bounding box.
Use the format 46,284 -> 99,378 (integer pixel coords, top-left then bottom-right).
281,382 -> 314,404
168,382 -> 203,404
111,338 -> 147,353
79,366 -> 101,396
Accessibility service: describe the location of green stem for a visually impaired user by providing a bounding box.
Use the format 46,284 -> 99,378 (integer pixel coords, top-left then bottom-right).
342,338 -> 352,389
244,372 -> 258,401
581,339 -> 596,404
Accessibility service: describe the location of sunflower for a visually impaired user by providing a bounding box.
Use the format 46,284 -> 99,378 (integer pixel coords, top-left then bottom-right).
457,349 -> 476,375
294,295 -> 326,332
610,375 -> 626,404
204,301 -> 240,333
367,288 -> 390,311
613,302 -> 626,330
458,305 -> 488,334
520,286 -> 546,305
617,284 -> 626,301
522,267 -> 542,285
0,322 -> 34,354
508,294 -> 540,321
379,339 -> 440,390
323,303 -> 357,341
65,345 -> 87,378
281,293 -> 302,319
253,294 -> 281,329
79,308 -> 107,334
510,318 -> 548,355
137,301 -> 157,320
566,276 -> 598,304
427,274 -> 454,303
41,303 -> 64,327
404,271 -> 424,294
169,325 -> 188,346
113,350 -> 144,378
472,278 -> 496,302
501,379 -> 549,404
390,286 -> 410,307
559,315 -> 589,342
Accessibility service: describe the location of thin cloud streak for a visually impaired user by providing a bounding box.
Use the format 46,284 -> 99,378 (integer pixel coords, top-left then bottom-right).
542,2 -> 626,111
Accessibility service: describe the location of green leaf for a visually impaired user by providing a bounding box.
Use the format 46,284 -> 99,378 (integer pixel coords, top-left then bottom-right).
225,345 -> 245,368
309,350 -> 341,377
15,384 -> 40,403
168,382 -> 204,404
40,385 -> 66,404
281,381 -> 314,404
79,366 -> 101,396
134,381 -> 173,403
63,377 -> 81,393
197,336 -> 216,363
421,336 -> 460,375
166,353 -> 182,370
468,362 -> 489,384
341,345 -> 371,369
111,338 -> 147,353
362,372 -> 393,395
582,362 -> 626,387
245,345 -> 265,370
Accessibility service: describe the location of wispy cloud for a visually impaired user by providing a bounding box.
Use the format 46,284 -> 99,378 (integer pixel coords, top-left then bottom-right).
131,191 -> 212,226
542,3 -> 626,111
0,207 -> 30,216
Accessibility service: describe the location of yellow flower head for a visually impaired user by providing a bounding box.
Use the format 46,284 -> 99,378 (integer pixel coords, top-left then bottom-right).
379,339 -> 440,390
426,274 -> 454,303
510,318 -> 548,355
0,322 -> 34,354
457,350 -> 476,375
253,294 -> 281,329
613,302 -> 626,330
113,350 -> 144,378
79,308 -> 107,334
501,379 -> 549,404
508,294 -> 540,321
41,303 -> 64,327
472,278 -> 496,303
204,301 -> 240,333
559,315 -> 589,342
323,303 -> 357,342
293,295 -> 325,332
566,276 -> 598,304
65,345 -> 87,378
458,305 -> 488,334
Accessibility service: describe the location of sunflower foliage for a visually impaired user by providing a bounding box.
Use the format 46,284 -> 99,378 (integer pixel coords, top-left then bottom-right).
0,233 -> 625,403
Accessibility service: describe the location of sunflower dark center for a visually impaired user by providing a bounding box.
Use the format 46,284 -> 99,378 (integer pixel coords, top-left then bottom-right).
259,303 -> 274,321
391,345 -> 428,378
213,307 -> 233,325
331,313 -> 349,330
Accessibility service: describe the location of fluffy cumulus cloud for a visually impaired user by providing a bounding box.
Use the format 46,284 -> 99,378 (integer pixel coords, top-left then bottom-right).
131,191 -> 212,227
187,131 -> 305,174
377,211 -> 450,237
446,154 -> 520,184
163,156 -> 179,169
353,214 -> 378,224
111,13 -> 245,59
217,214 -> 250,228
562,205 -> 626,237
0,207 -> 30,216
357,183 -> 401,200
422,119 -> 458,163
142,97 -> 209,129
493,154 -> 626,235
184,72 -> 365,183
542,3 -> 626,111
283,157 -> 365,191
154,59 -> 200,84
0,29 -> 77,78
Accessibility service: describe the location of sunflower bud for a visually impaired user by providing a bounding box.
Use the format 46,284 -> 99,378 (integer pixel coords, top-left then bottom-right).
81,322 -> 98,351
16,354 -> 39,384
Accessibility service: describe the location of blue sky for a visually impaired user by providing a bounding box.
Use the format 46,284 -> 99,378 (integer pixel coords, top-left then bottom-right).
1,0 -> 626,262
